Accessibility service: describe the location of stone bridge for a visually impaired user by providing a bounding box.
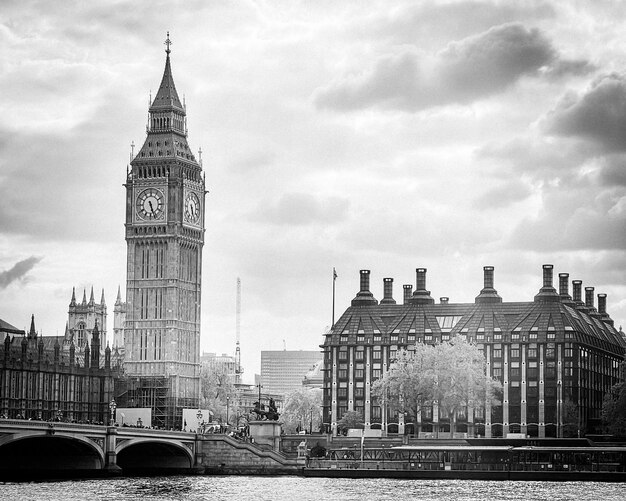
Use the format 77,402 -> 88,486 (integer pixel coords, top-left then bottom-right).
0,419 -> 200,477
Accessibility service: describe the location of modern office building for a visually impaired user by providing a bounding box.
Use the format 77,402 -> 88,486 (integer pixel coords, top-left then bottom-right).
322,266 -> 625,438
261,350 -> 322,396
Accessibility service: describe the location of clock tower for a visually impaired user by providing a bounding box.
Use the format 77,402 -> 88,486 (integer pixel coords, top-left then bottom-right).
123,34 -> 205,428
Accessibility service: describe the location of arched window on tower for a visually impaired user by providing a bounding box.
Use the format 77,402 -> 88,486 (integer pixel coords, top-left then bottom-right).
76,322 -> 86,348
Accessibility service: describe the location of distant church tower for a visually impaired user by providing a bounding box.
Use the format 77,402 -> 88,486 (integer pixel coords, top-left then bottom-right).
67,286 -> 107,351
123,34 -> 205,428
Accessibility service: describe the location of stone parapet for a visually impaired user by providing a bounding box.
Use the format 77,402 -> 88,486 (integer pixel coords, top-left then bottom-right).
198,435 -> 304,475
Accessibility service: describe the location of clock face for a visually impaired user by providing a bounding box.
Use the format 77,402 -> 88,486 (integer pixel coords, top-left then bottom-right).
184,192 -> 200,224
136,188 -> 165,221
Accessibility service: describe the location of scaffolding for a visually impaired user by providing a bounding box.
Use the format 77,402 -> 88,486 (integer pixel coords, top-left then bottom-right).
115,376 -> 178,429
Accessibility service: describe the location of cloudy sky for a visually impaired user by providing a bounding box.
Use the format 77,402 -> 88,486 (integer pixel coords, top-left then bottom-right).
1,0 -> 625,381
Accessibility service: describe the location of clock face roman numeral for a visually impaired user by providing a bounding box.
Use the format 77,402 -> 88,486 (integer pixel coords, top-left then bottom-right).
136,188 -> 165,221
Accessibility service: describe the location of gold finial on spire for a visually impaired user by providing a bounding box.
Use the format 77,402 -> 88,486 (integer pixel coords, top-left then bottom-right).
165,31 -> 172,54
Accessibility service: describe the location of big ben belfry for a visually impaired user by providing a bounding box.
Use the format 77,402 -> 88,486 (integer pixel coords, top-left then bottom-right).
123,33 -> 205,428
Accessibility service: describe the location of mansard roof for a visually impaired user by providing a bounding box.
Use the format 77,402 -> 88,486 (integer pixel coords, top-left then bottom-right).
328,266 -> 625,356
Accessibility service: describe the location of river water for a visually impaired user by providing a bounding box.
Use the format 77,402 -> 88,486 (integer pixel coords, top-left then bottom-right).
1,476 -> 625,501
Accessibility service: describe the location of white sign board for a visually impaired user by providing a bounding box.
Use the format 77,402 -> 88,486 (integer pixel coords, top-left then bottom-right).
115,408 -> 152,428
182,408 -> 213,432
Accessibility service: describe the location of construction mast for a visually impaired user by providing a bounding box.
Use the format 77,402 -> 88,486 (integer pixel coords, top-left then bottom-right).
235,277 -> 243,384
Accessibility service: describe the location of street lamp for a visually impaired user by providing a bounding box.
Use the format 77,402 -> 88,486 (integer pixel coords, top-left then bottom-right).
109,399 -> 116,426
256,383 -> 263,406
197,409 -> 203,433
226,397 -> 230,426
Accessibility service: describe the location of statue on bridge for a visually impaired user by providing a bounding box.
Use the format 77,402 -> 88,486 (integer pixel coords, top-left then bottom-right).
251,398 -> 279,421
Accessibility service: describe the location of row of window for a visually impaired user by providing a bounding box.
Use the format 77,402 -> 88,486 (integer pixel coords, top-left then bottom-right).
149,114 -> 185,133
334,329 -> 575,344
334,342 -> 574,363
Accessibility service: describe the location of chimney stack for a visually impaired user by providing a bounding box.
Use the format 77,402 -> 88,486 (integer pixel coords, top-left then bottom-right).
558,273 -> 574,303
597,293 -> 614,326
534,264 -> 559,302
380,278 -> 396,305
351,270 -> 378,306
440,297 -> 449,304
572,280 -> 588,312
598,293 -> 607,314
585,287 -> 599,316
403,285 -> 413,304
475,266 -> 502,304
409,268 -> 434,305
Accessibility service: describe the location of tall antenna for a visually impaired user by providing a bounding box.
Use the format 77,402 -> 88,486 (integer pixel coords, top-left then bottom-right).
235,277 -> 242,384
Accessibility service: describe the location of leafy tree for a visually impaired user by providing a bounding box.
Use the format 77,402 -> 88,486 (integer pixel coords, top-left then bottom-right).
372,337 -> 501,437
433,339 -> 501,436
337,410 -> 364,435
199,365 -> 241,425
282,387 -> 322,433
562,399 -> 580,438
371,348 -> 432,428
602,379 -> 626,436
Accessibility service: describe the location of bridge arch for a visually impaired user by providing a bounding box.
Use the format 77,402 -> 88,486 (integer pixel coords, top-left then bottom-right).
0,434 -> 105,472
116,438 -> 194,472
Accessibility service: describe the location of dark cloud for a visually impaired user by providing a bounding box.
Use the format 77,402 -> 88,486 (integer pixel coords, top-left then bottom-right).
473,179 -> 533,209
0,93 -> 133,241
598,155 -> 626,187
476,136 -> 595,180
508,182 -> 626,252
547,74 -> 626,151
0,256 -> 42,289
251,193 -> 350,226
544,58 -> 596,79
373,1 -> 555,47
315,24 -> 560,112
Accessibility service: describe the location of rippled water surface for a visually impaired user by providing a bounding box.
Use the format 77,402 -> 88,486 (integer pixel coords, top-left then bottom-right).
1,476 -> 625,501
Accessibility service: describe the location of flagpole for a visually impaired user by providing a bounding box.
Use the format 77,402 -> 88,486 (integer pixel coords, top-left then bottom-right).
332,268 -> 337,329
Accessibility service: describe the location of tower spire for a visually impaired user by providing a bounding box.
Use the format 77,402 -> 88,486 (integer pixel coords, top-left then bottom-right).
29,314 -> 36,339
165,31 -> 172,55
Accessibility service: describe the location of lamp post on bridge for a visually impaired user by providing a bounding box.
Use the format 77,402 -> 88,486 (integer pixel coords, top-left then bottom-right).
226,396 -> 230,426
257,383 -> 263,406
197,409 -> 203,433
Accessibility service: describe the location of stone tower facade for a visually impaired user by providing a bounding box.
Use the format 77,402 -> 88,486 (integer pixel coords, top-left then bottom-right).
67,286 -> 107,351
123,35 -> 205,428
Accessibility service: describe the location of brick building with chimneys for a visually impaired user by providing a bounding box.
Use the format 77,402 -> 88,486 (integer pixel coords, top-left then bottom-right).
322,265 -> 625,438
0,317 -> 115,423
